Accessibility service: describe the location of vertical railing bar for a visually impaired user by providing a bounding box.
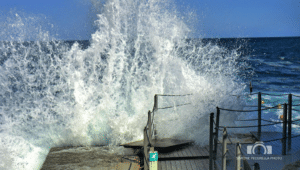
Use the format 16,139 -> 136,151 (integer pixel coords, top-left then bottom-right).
222,127 -> 227,170
144,127 -> 149,170
209,113 -> 214,170
151,95 -> 158,140
288,94 -> 292,151
258,92 -> 261,154
235,143 -> 241,170
154,94 -> 158,112
283,103 -> 287,155
148,110 -> 152,145
214,107 -> 220,160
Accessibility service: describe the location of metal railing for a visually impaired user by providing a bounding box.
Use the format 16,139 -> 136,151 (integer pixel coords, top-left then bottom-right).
209,90 -> 300,170
143,94 -> 192,170
143,83 -> 300,170
210,112 -> 257,170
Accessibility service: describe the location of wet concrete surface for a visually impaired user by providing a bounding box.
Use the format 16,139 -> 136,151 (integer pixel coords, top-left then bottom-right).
41,146 -> 141,170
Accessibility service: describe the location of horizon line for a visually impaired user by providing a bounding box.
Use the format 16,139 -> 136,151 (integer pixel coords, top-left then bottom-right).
0,36 -> 299,42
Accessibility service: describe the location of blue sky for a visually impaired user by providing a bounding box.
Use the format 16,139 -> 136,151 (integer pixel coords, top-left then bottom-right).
0,0 -> 299,40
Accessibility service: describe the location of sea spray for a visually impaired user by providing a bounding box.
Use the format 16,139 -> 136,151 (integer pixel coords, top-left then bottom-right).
0,0 -> 253,169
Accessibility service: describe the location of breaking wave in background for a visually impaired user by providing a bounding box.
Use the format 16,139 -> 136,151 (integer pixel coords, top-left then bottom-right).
0,0 -> 253,169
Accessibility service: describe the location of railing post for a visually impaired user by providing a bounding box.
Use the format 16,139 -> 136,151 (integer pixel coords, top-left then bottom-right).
222,127 -> 228,170
153,124 -> 157,141
144,127 -> 149,170
288,94 -> 292,151
148,110 -> 152,145
282,103 -> 287,155
209,113 -> 214,170
154,95 -> 158,111
236,143 -> 241,170
214,107 -> 220,160
258,92 -> 261,154
250,82 -> 252,93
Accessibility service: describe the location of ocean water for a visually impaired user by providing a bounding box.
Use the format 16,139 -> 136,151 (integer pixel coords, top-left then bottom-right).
235,37 -> 300,131
0,0 -> 299,169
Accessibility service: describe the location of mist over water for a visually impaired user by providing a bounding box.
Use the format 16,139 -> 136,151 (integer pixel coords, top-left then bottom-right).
0,0 -> 252,169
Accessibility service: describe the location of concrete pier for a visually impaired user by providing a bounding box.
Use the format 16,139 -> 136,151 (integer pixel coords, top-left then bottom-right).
40,146 -> 140,170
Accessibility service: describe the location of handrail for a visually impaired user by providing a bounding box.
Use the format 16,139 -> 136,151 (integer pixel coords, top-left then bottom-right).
210,92 -> 300,169
143,93 -> 193,170
155,93 -> 193,96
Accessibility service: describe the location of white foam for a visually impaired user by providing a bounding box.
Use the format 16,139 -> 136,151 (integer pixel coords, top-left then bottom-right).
0,0 -> 253,169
